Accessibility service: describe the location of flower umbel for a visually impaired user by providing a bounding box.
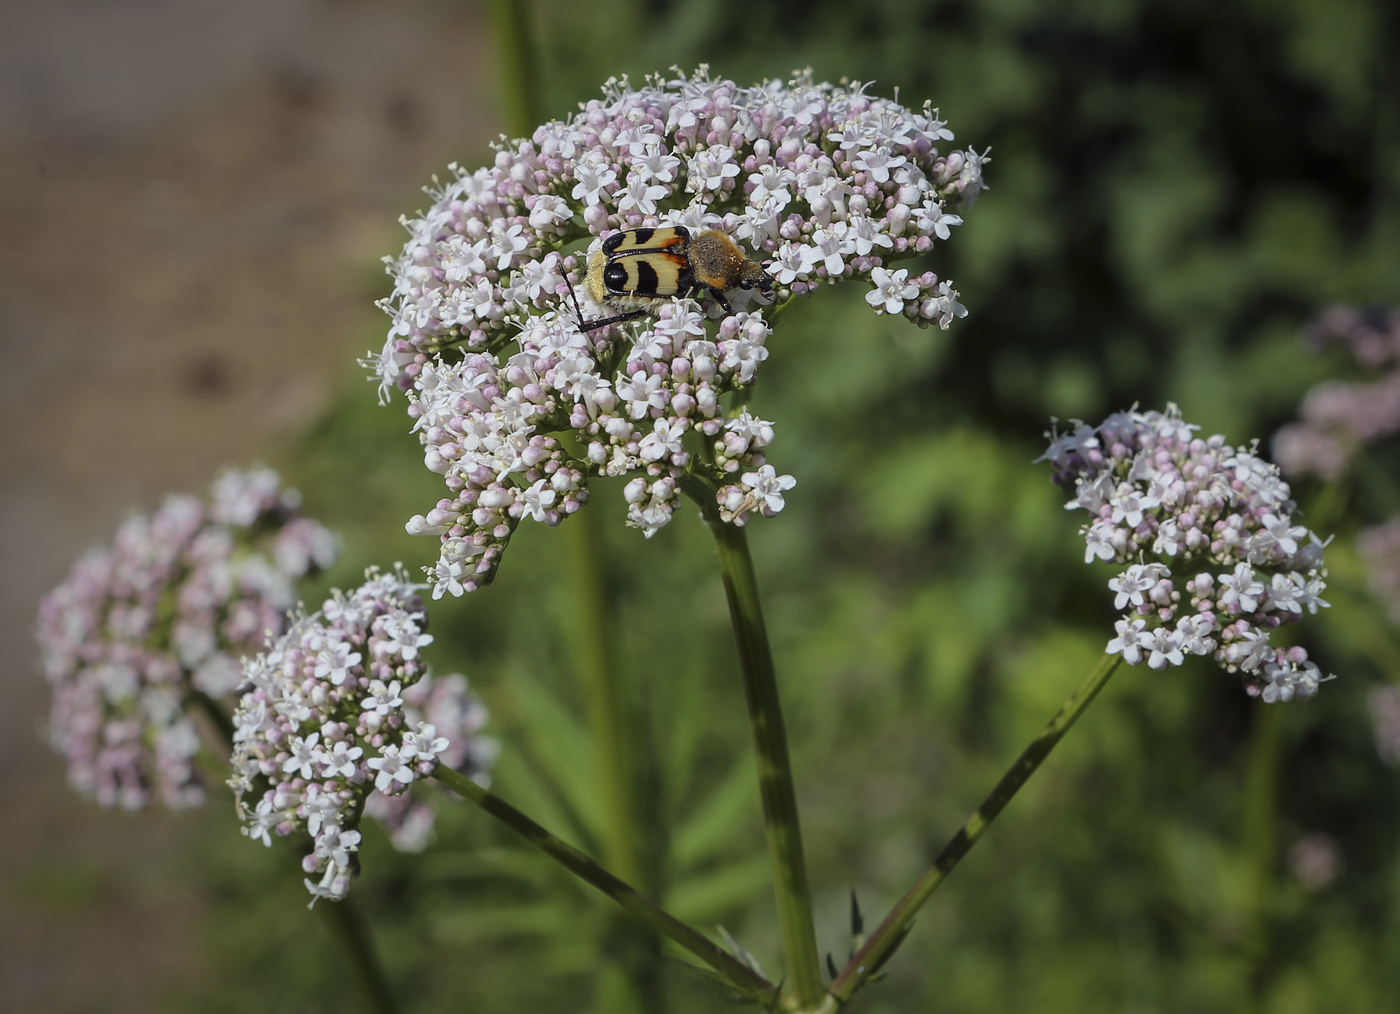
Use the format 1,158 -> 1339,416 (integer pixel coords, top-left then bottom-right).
368,67 -> 983,596
36,467 -> 338,810
227,567 -> 496,902
1042,405 -> 1333,703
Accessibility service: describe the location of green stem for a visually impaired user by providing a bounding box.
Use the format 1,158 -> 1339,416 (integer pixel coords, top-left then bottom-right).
191,689 -> 235,743
485,0 -> 541,137
431,765 -> 778,1004
563,507 -> 661,1013
564,510 -> 643,885
830,652 -> 1123,1004
1240,702 -> 1283,1000
194,692 -> 397,1014
317,898 -> 399,1014
680,475 -> 824,1009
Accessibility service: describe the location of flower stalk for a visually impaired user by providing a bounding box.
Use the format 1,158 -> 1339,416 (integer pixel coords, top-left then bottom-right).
197,694 -> 398,1014
431,764 -> 779,1004
829,652 -> 1123,1004
682,475 -> 825,1009
484,9 -> 661,1004
318,898 -> 399,1014
563,508 -> 663,1012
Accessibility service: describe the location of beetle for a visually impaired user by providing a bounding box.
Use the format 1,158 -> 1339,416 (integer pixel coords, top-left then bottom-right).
571,226 -> 774,332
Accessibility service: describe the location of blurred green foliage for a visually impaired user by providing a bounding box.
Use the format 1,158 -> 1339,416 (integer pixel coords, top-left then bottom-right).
161,0 -> 1400,1010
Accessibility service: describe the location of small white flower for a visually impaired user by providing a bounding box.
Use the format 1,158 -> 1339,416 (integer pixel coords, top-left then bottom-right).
1106,617 -> 1149,665
282,733 -> 324,780
638,417 -> 688,463
865,267 -> 918,315
361,679 -> 405,717
402,722 -> 450,764
740,465 -> 796,515
367,745 -> 416,793
315,825 -> 362,868
686,145 -> 741,193
1219,563 -> 1265,614
314,641 -> 362,687
1146,628 -> 1184,670
322,738 -> 364,778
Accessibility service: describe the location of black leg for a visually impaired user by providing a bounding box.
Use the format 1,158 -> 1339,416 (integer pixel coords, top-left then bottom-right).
577,309 -> 648,333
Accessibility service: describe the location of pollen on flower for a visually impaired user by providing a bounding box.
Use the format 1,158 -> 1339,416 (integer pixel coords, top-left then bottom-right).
227,567 -> 496,903
369,67 -> 984,595
1042,405 -> 1334,703
35,467 -> 339,811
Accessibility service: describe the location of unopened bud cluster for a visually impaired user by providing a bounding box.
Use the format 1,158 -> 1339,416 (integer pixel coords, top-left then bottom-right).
227,568 -> 494,902
1042,406 -> 1332,703
368,66 -> 983,596
36,467 -> 337,810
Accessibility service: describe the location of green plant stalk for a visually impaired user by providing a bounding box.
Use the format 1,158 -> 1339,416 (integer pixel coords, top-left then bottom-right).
1240,702 -> 1283,1000
680,476 -> 824,1009
431,764 -> 779,1003
484,0 -> 541,138
563,508 -> 661,1014
564,508 -> 644,885
830,652 -> 1123,1004
318,898 -> 399,1014
193,692 -> 398,1014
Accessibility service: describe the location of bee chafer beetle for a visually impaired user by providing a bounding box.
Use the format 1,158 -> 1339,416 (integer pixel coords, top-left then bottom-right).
576,226 -> 775,332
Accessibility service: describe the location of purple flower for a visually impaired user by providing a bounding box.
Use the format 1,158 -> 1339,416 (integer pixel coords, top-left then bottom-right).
228,567 -> 495,903
367,69 -> 984,596
36,467 -> 338,810
1043,406 -> 1334,701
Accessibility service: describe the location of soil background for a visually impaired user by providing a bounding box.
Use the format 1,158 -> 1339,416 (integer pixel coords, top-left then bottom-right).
0,2 -> 498,1007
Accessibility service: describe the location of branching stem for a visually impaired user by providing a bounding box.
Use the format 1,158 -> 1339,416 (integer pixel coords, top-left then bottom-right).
829,653 -> 1123,1003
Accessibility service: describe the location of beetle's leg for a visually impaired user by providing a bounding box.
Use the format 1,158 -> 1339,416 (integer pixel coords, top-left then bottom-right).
577,309 -> 648,333
708,287 -> 734,315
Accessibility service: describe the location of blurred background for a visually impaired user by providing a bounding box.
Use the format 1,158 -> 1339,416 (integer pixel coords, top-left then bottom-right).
4,0 -> 1400,1011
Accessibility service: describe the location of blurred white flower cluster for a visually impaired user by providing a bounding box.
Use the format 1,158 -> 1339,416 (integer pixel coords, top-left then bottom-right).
1043,406 -> 1333,703
367,67 -> 984,597
36,467 -> 338,810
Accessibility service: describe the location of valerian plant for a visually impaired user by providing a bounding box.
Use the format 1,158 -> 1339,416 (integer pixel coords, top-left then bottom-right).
36,69 -> 1341,1014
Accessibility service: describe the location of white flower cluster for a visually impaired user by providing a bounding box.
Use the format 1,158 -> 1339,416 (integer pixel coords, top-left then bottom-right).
1041,406 -> 1333,703
227,568 -> 495,902
369,67 -> 984,596
35,467 -> 338,810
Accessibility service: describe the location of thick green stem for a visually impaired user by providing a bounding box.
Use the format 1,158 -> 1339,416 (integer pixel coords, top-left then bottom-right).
681,476 -> 824,1008
485,0 -> 541,138
830,653 -> 1123,1004
432,765 -> 778,1004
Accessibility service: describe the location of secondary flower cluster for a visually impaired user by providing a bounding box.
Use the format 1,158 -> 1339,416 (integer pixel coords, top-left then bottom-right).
35,468 -> 338,810
1273,304 -> 1400,481
1042,406 -> 1332,703
369,66 -> 984,596
227,568 -> 495,902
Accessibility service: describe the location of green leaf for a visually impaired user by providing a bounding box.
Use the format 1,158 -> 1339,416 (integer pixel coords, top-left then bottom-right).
670,756 -> 760,870
667,857 -> 771,923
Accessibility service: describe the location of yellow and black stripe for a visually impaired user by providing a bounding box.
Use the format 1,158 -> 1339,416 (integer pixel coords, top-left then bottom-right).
601,226 -> 690,256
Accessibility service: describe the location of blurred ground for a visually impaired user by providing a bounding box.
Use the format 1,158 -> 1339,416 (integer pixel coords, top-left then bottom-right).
0,1 -> 495,1008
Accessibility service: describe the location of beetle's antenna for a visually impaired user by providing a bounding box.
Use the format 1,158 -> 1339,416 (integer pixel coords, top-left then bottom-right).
564,274 -> 586,326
